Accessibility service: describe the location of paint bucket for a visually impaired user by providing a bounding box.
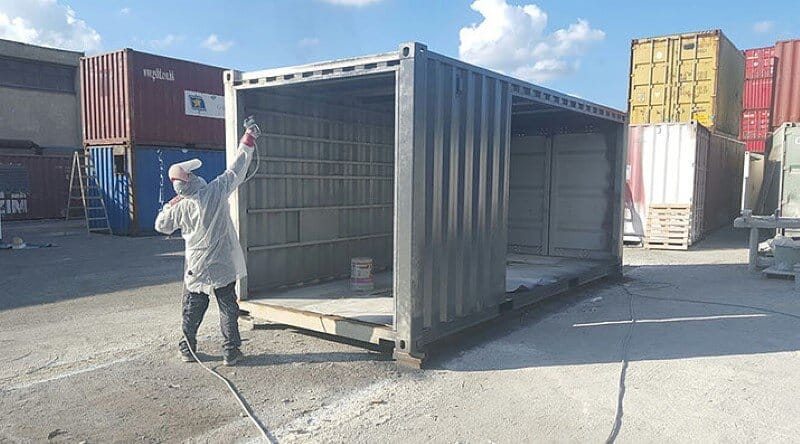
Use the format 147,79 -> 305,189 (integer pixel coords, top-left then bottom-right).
351,257 -> 374,292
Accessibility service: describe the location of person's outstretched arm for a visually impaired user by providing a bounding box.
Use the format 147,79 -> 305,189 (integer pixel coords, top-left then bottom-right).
208,119 -> 260,196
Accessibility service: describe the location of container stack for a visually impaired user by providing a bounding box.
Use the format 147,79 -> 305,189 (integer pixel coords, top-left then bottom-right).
80,49 -> 227,235
625,30 -> 746,249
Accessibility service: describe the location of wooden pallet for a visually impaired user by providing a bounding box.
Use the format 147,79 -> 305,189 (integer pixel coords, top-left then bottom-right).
645,204 -> 692,251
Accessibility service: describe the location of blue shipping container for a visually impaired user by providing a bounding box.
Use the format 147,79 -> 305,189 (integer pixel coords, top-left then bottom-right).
89,145 -> 225,235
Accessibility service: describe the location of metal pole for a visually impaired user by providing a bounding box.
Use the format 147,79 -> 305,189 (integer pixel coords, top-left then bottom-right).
749,227 -> 759,271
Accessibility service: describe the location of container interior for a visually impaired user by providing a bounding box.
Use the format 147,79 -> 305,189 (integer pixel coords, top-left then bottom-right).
240,77 -> 619,328
241,73 -> 396,325
506,96 -> 619,293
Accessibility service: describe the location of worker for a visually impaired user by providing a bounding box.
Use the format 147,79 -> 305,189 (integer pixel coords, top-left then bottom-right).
155,117 -> 260,366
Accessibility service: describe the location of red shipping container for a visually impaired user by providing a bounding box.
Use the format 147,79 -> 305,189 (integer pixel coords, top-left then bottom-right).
740,108 -> 772,140
81,49 -> 226,148
745,139 -> 768,153
0,154 -> 72,220
742,77 -> 775,109
773,39 -> 800,129
745,47 -> 775,79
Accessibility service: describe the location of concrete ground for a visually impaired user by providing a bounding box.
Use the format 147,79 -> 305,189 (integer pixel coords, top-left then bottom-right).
1,220 -> 798,443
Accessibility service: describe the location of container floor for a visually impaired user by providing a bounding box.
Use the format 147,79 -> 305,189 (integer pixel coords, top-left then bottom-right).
506,254 -> 609,293
247,272 -> 395,326
244,255 -> 611,328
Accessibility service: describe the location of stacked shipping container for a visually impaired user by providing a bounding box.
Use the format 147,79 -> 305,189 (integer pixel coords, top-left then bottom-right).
740,47 -> 776,153
773,40 -> 800,130
81,49 -> 228,235
628,30 -> 744,137
626,30 -> 746,245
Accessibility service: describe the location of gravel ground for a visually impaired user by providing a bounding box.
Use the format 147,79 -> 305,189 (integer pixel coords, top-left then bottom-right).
1,220 -> 798,443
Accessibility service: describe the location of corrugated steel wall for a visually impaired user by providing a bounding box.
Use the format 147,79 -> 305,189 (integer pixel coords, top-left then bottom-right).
81,51 -> 129,145
395,47 -> 511,352
0,154 -> 71,220
775,124 -> 800,223
624,122 -> 708,243
508,135 -> 548,255
89,146 -> 131,234
239,90 -> 395,291
704,133 -> 745,231
127,51 -> 226,148
773,40 -> 800,129
548,133 -> 616,259
83,49 -> 226,148
740,47 -> 776,153
133,146 -> 226,234
628,30 -> 744,136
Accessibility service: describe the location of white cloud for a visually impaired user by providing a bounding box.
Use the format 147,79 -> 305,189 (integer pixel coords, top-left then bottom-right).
320,0 -> 382,5
753,20 -> 774,33
149,34 -> 183,49
459,0 -> 604,83
0,0 -> 101,52
297,37 -> 320,48
119,7 -> 131,15
201,34 -> 233,52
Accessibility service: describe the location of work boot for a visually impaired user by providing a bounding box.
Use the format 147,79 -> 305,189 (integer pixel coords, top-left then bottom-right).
223,348 -> 244,366
179,340 -> 197,363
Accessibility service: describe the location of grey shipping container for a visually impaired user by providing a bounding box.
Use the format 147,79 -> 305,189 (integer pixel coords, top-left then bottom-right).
225,42 -> 627,365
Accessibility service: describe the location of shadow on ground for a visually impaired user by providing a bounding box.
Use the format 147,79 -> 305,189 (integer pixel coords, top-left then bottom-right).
424,261 -> 800,372
0,219 -> 183,310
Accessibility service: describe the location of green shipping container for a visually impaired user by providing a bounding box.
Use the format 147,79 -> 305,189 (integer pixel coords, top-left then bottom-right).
775,124 -> 800,229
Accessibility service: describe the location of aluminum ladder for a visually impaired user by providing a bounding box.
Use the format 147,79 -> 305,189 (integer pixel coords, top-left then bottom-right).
66,150 -> 113,234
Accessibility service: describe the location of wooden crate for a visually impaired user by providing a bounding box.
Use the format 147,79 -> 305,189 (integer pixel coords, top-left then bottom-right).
645,204 -> 692,250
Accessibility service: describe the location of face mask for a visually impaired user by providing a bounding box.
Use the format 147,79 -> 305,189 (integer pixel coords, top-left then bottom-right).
173,174 -> 207,196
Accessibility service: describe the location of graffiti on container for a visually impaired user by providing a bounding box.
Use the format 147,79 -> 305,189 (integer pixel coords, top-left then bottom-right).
142,67 -> 175,82
0,192 -> 28,215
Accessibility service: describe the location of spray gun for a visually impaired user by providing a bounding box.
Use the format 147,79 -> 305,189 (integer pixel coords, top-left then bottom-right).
240,115 -> 261,183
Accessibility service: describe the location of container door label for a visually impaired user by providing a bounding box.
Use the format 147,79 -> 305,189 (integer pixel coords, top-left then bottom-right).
184,91 -> 225,119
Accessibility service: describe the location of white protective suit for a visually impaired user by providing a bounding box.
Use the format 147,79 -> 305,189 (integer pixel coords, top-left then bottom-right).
155,134 -> 255,295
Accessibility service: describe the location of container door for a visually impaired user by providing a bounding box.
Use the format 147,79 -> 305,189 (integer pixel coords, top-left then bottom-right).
548,133 -> 613,259
508,135 -> 550,255
781,129 -> 800,221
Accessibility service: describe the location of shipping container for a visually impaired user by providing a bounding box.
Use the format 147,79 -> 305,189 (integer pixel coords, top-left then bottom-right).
223,42 -> 627,365
0,154 -> 72,220
773,124 -> 800,233
88,145 -> 225,235
741,108 -> 772,141
81,49 -> 226,148
628,30 -> 744,136
773,40 -> 800,129
625,122 -> 744,243
745,139 -> 769,154
740,47 -> 776,155
745,47 -> 775,80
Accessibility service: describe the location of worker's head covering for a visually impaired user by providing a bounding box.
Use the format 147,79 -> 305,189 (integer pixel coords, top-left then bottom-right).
169,159 -> 205,197
168,159 -> 202,183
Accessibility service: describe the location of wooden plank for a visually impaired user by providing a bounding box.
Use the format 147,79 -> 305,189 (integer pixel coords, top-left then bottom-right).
239,301 -> 396,345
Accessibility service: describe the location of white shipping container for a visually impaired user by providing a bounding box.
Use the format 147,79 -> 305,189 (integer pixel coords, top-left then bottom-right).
625,121 -> 744,244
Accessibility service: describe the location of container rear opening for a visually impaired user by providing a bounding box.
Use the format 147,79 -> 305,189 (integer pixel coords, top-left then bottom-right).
506,96 -> 619,295
240,73 -> 397,326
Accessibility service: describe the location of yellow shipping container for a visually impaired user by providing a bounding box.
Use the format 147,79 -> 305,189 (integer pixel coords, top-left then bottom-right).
628,30 -> 744,136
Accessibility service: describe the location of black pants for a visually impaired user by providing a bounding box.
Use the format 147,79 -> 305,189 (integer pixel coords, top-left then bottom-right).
180,281 -> 242,351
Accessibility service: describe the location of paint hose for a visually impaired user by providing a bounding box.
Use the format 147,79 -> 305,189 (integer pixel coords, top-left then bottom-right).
182,333 -> 276,442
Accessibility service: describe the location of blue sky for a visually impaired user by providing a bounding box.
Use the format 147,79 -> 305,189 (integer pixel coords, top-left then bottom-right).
1,0 -> 798,109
